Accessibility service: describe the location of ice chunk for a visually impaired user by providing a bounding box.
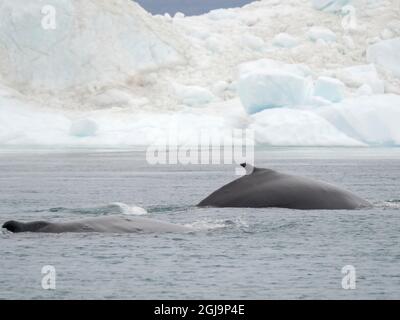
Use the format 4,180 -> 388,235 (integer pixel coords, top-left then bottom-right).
237,72 -> 313,114
0,97 -> 71,145
70,119 -> 98,137
91,89 -> 146,108
314,77 -> 345,102
307,27 -> 337,43
173,84 -> 216,107
312,0 -> 351,12
317,94 -> 400,145
174,12 -> 185,19
242,34 -> 265,51
237,59 -> 313,114
212,81 -> 229,96
272,33 -> 299,48
356,84 -> 374,96
239,59 -> 312,78
337,64 -> 385,94
250,108 -> 363,146
367,38 -> 400,78
207,9 -> 237,21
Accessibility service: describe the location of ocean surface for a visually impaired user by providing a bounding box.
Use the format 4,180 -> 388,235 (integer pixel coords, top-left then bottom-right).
0,147 -> 399,299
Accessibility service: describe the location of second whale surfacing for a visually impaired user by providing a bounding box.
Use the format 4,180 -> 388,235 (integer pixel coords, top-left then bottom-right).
2,215 -> 193,234
198,163 -> 371,210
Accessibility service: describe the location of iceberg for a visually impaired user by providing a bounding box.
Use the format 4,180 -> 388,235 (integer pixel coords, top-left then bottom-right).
0,0 -> 399,147
237,59 -> 313,114
173,83 -> 216,107
337,64 -> 385,94
367,38 -> 400,78
314,77 -> 345,102
317,95 -> 400,145
250,108 -> 363,146
272,33 -> 299,48
307,27 -> 337,43
0,0 -> 184,91
312,0 -> 351,12
70,119 -> 98,138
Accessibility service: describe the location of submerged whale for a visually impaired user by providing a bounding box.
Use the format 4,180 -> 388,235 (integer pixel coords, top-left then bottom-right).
198,163 -> 371,210
2,216 -> 192,234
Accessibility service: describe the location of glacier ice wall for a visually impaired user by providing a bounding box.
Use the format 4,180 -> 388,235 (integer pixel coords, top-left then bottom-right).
0,0 -> 399,147
0,0 -> 184,91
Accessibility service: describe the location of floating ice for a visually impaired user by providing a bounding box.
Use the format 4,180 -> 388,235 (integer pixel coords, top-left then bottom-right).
173,83 -> 216,107
312,0 -> 351,12
242,34 -> 265,51
307,27 -> 337,43
337,64 -> 385,94
70,119 -> 98,138
272,33 -> 299,48
367,38 -> 400,78
237,60 -> 313,114
317,94 -> 400,145
314,77 -> 345,102
250,108 -> 362,146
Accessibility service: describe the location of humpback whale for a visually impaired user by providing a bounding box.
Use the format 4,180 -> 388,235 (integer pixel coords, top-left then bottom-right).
2,215 -> 193,234
198,163 -> 371,210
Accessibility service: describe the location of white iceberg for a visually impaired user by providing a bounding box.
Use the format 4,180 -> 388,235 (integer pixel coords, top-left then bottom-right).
337,64 -> 385,94
250,108 -> 363,146
0,0 -> 399,147
237,59 -> 313,114
0,0 -> 184,91
317,94 -> 400,145
314,77 -> 345,102
307,26 -> 337,43
272,33 -> 299,48
312,0 -> 351,12
173,83 -> 216,107
367,38 -> 400,78
70,119 -> 98,137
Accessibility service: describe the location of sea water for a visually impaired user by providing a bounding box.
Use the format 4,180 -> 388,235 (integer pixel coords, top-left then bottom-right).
0,147 -> 399,299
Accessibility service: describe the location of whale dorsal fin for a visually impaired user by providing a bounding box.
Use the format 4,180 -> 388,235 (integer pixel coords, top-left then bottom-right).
240,163 -> 277,176
240,162 -> 256,175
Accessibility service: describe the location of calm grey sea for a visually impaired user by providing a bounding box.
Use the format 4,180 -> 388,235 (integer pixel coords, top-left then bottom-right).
0,147 -> 399,299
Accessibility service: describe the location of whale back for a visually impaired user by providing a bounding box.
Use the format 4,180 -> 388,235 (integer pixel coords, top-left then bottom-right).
2,216 -> 192,234
198,166 -> 371,209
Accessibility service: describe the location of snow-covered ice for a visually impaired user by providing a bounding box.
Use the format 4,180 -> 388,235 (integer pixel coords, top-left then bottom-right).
70,119 -> 98,138
250,108 -> 363,146
314,77 -> 345,102
367,38 -> 400,78
238,71 -> 312,113
0,0 -> 399,147
237,59 -> 313,113
0,0 -> 184,91
337,64 -> 385,94
272,33 -> 299,48
307,26 -> 337,43
317,94 -> 400,145
312,0 -> 351,12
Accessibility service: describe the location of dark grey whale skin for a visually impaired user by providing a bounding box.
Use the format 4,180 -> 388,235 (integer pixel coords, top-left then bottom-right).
198,165 -> 371,210
2,216 -> 192,234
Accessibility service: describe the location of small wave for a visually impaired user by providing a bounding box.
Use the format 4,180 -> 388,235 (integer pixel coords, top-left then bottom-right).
108,202 -> 147,215
378,200 -> 400,210
45,203 -> 148,216
147,205 -> 192,214
185,217 -> 250,232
